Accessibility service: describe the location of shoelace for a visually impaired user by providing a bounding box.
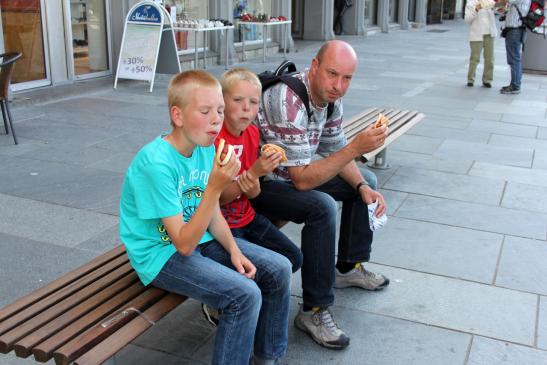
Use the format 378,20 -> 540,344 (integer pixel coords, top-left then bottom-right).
358,265 -> 379,280
315,308 -> 340,333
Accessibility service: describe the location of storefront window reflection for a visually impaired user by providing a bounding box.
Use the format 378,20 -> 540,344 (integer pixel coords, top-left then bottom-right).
0,0 -> 46,84
234,0 -> 273,43
71,0 -> 109,76
166,0 -> 209,52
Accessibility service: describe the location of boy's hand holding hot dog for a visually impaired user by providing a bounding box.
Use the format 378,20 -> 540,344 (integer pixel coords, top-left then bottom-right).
250,145 -> 285,178
208,140 -> 241,194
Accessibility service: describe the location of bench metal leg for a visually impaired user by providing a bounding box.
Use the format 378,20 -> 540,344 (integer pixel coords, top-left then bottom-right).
368,149 -> 390,169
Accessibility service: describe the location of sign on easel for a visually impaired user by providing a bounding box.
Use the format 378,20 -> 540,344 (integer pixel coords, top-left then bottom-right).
114,1 -> 181,92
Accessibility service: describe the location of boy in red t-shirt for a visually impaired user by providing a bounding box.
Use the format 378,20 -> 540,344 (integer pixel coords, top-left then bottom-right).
215,68 -> 302,273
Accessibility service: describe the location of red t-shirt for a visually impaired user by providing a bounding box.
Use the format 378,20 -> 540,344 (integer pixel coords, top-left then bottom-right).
214,124 -> 259,228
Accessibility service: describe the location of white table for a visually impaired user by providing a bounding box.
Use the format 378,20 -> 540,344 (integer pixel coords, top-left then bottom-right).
238,20 -> 292,62
173,25 -> 234,69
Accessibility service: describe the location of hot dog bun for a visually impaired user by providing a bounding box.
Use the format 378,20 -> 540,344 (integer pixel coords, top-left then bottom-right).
216,138 -> 234,166
374,113 -> 389,128
260,143 -> 287,162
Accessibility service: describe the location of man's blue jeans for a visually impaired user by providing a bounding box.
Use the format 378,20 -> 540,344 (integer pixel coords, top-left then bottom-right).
151,238 -> 291,365
505,27 -> 527,90
251,167 -> 378,308
231,213 -> 303,273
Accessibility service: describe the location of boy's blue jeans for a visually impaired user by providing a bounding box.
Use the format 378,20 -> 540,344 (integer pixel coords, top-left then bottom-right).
251,167 -> 378,308
151,238 -> 291,365
505,27 -> 526,90
231,212 -> 303,273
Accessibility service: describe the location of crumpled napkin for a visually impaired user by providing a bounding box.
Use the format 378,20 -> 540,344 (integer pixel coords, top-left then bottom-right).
368,200 -> 388,231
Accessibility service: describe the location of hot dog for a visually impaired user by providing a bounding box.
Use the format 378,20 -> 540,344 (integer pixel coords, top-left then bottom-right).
260,143 -> 287,162
216,138 -> 234,166
374,113 -> 389,128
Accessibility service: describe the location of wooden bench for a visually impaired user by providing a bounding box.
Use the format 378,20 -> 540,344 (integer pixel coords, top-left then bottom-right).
0,245 -> 186,365
343,107 -> 426,168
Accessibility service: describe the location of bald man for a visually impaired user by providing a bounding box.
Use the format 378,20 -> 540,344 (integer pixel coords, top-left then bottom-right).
251,40 -> 389,349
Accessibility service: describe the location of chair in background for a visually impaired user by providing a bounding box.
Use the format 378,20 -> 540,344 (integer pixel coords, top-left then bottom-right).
0,52 -> 22,144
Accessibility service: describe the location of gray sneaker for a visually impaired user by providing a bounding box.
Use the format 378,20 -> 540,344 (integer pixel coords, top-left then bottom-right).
334,263 -> 390,290
294,305 -> 350,349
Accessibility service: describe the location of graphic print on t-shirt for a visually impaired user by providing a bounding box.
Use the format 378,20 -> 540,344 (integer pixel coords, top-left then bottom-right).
181,186 -> 204,222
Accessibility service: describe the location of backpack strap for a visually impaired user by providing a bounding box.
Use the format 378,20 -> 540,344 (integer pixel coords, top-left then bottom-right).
274,60 -> 297,75
277,75 -> 312,117
327,102 -> 335,120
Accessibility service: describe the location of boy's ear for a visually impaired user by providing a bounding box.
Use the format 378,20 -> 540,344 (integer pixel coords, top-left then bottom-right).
170,105 -> 184,128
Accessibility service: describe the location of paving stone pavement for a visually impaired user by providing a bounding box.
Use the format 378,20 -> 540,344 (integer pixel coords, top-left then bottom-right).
1,19 -> 546,365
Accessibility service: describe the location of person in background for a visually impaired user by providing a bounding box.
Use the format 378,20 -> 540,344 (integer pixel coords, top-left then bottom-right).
498,0 -> 532,94
464,0 -> 498,88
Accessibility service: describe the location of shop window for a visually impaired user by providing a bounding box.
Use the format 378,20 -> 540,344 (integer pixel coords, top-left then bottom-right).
71,0 -> 109,76
166,0 -> 209,53
0,0 -> 46,84
233,0 -> 273,43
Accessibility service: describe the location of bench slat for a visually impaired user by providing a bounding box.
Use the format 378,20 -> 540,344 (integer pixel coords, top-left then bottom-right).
0,254 -> 129,350
0,245 -> 126,323
52,288 -> 170,365
73,294 -> 186,365
13,272 -> 140,358
344,109 -> 404,139
0,262 -> 133,354
362,112 -> 425,161
343,108 -> 385,138
31,279 -> 148,363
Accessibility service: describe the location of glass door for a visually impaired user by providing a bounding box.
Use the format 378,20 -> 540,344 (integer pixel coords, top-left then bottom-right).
68,0 -> 111,79
0,0 -> 50,90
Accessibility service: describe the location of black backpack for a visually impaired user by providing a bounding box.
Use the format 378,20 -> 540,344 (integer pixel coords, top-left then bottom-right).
514,0 -> 546,35
258,60 -> 335,119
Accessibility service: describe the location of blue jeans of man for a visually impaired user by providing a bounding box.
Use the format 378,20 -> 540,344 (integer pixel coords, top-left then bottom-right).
151,238 -> 291,365
505,27 -> 527,90
231,212 -> 303,273
250,167 -> 378,308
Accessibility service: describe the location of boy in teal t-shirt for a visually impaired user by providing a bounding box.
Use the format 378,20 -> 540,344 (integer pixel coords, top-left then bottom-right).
119,70 -> 291,365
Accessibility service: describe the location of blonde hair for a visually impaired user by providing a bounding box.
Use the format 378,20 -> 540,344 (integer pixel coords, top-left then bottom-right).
220,68 -> 261,95
168,70 -> 221,110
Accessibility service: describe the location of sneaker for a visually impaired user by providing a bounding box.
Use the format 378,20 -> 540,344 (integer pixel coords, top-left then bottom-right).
482,82 -> 492,88
201,303 -> 220,326
334,263 -> 390,290
294,305 -> 350,349
500,85 -> 520,94
467,82 -> 473,87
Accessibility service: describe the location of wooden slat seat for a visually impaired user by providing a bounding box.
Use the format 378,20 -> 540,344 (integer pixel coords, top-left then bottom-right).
342,107 -> 425,163
0,245 -> 187,365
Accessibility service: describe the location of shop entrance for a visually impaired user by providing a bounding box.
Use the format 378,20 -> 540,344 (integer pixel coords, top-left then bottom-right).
0,0 -> 50,91
68,0 -> 111,79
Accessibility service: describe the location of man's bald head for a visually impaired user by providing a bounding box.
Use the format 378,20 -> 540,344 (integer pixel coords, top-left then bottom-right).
308,40 -> 358,105
315,40 -> 358,67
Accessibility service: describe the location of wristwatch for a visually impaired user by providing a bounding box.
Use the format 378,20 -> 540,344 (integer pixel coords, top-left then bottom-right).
355,181 -> 369,192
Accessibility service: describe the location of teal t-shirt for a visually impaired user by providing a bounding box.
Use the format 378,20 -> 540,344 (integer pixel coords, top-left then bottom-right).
119,136 -> 215,285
